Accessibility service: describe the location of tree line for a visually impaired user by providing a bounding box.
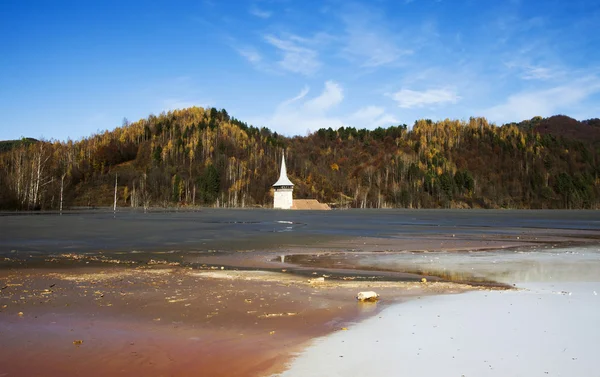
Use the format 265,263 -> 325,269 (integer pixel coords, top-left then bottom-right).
0,107 -> 598,210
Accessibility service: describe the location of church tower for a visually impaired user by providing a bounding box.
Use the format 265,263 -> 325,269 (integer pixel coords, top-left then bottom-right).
273,153 -> 294,209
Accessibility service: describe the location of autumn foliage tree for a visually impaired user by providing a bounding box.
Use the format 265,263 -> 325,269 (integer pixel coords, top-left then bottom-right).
0,108 -> 598,210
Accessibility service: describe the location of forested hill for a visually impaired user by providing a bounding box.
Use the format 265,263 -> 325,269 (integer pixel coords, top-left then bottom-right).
1,107 -> 599,210
0,138 -> 38,153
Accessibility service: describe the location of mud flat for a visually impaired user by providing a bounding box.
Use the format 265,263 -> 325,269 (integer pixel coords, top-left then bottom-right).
0,266 -> 485,377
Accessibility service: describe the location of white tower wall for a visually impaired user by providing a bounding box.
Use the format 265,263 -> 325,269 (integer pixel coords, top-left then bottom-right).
274,188 -> 293,209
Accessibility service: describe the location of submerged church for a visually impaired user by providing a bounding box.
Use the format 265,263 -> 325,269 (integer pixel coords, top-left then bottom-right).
272,153 -> 331,210
273,154 -> 294,209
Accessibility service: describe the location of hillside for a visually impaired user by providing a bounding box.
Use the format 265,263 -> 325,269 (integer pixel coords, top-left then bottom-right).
1,107 -> 599,210
0,138 -> 38,153
513,115 -> 600,146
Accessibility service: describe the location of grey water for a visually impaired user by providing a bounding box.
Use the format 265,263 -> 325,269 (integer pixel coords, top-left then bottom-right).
1,209 -> 599,272
341,246 -> 600,284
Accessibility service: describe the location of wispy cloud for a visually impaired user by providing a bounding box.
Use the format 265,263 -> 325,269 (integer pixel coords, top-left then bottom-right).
484,77 -> 600,124
347,106 -> 399,129
304,81 -> 343,112
252,81 -> 398,135
237,46 -> 262,64
340,4 -> 412,67
264,35 -> 321,75
234,32 -> 330,76
249,5 -> 272,19
281,85 -> 310,107
390,88 -> 461,108
520,65 -> 559,80
261,81 -> 345,135
504,60 -> 564,81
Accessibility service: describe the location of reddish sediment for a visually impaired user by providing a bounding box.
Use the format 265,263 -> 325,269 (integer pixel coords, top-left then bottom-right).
0,265 -> 477,377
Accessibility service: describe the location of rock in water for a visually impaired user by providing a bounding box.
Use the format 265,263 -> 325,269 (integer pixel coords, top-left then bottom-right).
357,291 -> 379,302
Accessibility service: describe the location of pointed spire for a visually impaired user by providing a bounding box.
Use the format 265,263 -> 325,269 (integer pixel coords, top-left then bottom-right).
273,152 -> 294,187
279,154 -> 287,179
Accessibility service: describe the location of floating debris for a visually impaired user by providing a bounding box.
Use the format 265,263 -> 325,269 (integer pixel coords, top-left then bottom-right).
258,312 -> 297,318
167,298 -> 187,303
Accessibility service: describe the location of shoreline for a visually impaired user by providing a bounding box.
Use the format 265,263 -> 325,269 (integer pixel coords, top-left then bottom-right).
0,263 -> 495,377
277,242 -> 600,376
2,210 -> 600,376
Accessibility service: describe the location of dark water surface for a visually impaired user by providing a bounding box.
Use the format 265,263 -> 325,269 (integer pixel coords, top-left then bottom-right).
1,209 -> 598,264
1,208 -> 599,252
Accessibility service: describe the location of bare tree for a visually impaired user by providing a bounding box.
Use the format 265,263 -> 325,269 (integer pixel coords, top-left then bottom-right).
60,173 -> 67,214
113,173 -> 118,213
140,173 -> 151,212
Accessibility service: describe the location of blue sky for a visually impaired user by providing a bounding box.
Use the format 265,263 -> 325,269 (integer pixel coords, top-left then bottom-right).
1,0 -> 599,141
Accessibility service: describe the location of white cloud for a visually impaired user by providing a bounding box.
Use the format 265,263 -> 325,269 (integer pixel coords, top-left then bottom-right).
251,81 -> 398,135
347,106 -> 399,129
343,28 -> 409,67
236,33 -> 330,75
281,85 -> 310,107
273,113 -> 344,135
237,47 -> 262,64
391,88 -> 461,108
264,35 -> 320,75
251,81 -> 345,135
304,81 -> 343,112
249,5 -> 271,19
520,66 -> 556,80
504,61 -> 564,81
484,77 -> 600,124
351,105 -> 385,119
